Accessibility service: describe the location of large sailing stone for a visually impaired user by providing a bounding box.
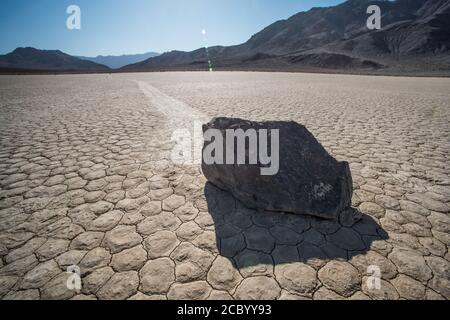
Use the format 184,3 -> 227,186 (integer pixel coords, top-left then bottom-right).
201,117 -> 361,225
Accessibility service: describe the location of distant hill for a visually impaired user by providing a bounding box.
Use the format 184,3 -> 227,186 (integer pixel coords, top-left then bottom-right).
77,52 -> 160,69
123,0 -> 450,75
0,47 -> 109,71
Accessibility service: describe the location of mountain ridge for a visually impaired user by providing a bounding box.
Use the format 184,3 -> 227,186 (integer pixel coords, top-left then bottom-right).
77,52 -> 160,69
0,47 -> 109,71
122,0 -> 450,74
1,0 -> 449,75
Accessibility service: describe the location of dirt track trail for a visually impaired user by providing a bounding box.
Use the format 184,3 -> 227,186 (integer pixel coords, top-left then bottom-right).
0,72 -> 449,300
134,79 -> 209,127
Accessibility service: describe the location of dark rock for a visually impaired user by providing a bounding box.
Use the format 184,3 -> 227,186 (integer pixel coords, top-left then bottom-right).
201,117 -> 361,225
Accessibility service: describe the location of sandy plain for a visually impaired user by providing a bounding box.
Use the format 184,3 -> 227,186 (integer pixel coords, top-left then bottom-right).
0,71 -> 449,300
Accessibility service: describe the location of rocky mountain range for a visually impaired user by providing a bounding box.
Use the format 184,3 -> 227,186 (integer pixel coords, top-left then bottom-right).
77,52 -> 160,69
1,0 -> 449,75
0,47 -> 109,72
123,0 -> 450,75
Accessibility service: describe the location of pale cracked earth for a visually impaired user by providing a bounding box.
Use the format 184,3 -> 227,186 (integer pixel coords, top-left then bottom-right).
0,72 -> 449,300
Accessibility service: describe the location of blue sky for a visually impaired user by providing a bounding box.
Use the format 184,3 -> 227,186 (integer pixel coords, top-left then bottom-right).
0,0 -> 344,56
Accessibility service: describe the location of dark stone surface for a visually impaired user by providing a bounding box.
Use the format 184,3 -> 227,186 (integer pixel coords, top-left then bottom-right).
201,117 -> 361,225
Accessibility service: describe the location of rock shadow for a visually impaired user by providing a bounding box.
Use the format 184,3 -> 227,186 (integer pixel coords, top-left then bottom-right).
204,182 -> 389,269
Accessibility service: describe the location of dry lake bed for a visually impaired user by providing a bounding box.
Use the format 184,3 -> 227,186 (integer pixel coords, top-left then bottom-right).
0,71 -> 449,300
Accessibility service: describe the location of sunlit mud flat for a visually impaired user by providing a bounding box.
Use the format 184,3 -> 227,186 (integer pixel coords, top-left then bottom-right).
0,72 -> 449,300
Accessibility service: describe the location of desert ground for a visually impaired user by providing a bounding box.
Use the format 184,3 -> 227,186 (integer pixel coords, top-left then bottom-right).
0,71 -> 449,300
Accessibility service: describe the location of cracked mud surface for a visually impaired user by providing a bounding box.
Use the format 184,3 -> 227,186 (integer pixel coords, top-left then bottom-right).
0,72 -> 449,300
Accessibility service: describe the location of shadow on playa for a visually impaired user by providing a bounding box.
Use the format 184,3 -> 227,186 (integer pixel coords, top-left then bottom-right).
204,182 -> 389,270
